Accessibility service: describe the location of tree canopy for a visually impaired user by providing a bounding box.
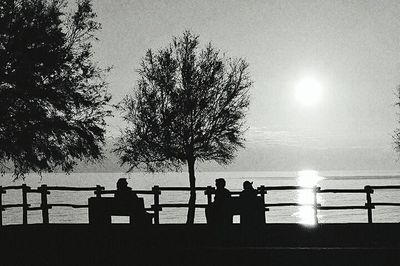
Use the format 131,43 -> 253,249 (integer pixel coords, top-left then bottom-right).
0,0 -> 111,178
116,31 -> 251,223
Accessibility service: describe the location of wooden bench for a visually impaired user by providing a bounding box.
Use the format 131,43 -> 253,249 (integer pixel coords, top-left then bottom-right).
88,197 -> 153,225
206,196 -> 265,225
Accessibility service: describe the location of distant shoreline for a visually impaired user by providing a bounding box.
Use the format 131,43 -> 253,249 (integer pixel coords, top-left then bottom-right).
2,169 -> 400,178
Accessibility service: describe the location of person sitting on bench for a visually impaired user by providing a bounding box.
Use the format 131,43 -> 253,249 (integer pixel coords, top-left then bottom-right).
214,178 -> 231,203
240,181 -> 264,226
115,178 -> 152,224
206,178 -> 232,225
115,178 -> 139,202
240,181 -> 257,201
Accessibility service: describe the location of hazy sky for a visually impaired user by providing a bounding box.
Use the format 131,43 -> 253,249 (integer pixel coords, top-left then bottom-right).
86,0 -> 400,170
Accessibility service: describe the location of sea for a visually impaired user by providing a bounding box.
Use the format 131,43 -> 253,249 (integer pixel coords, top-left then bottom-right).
1,170 -> 400,225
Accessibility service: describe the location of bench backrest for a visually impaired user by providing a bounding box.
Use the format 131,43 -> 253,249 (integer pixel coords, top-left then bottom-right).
228,195 -> 264,214
88,197 -> 145,215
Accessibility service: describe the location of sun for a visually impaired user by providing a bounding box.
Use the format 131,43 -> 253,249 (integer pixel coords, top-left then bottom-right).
294,77 -> 323,106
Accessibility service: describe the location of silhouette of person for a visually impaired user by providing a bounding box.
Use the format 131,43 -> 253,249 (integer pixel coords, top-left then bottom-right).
214,178 -> 232,224
115,178 -> 152,224
240,181 -> 257,200
214,178 -> 231,205
240,181 -> 261,226
206,178 -> 232,225
115,178 -> 139,202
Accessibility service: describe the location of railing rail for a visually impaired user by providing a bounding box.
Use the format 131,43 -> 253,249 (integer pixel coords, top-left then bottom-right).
45,186 -> 102,191
370,185 -> 400,189
1,183 -> 400,226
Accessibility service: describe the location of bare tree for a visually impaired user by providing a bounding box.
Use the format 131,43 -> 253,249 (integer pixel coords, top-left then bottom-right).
115,31 -> 251,224
0,0 -> 111,178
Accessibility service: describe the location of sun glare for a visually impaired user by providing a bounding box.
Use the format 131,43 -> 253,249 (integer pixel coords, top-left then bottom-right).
297,170 -> 323,187
294,77 -> 322,106
296,170 -> 324,226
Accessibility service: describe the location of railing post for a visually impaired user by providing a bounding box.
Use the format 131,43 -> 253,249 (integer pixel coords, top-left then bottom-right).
365,185 -> 374,224
152,185 -> 161,224
22,184 -> 29,225
95,185 -> 103,198
313,186 -> 319,225
259,185 -> 267,222
205,186 -> 214,205
40,185 -> 49,224
0,186 -> 3,226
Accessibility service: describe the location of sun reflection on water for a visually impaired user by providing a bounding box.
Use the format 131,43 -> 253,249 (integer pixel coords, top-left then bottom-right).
295,170 -> 324,226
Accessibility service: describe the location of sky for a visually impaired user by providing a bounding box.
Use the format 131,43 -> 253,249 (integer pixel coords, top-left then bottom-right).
84,0 -> 400,171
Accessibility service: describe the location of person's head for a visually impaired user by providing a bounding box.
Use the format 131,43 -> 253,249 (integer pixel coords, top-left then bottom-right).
116,178 -> 128,190
215,178 -> 226,189
243,181 -> 253,190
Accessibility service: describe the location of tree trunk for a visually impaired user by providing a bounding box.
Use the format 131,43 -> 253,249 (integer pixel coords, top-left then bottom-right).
186,157 -> 196,224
